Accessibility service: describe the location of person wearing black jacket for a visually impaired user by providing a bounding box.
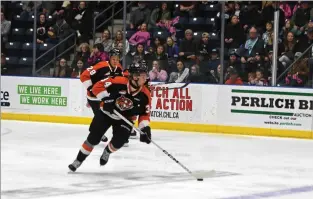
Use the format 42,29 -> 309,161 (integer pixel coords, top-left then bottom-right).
71,1 -> 92,43
225,15 -> 245,49
36,13 -> 50,44
178,29 -> 196,67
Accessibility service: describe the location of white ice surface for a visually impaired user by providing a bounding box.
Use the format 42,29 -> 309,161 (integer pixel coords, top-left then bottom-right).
1,120 -> 313,199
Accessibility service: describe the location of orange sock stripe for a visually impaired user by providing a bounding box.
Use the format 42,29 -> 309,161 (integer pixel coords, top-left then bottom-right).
108,142 -> 118,153
82,143 -> 93,152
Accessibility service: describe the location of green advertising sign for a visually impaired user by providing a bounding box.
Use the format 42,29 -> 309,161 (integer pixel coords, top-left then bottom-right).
17,85 -> 67,106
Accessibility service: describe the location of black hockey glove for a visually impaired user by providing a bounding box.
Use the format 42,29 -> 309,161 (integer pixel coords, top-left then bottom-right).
140,126 -> 151,144
101,94 -> 120,114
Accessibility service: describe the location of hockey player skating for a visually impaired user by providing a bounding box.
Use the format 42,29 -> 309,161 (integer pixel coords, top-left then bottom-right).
80,48 -> 124,143
68,60 -> 151,172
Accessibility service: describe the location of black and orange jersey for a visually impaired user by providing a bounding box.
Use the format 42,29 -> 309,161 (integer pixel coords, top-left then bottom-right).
92,76 -> 151,129
80,61 -> 124,100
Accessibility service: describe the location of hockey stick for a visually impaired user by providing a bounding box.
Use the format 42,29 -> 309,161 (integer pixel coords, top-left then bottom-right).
150,81 -> 191,90
113,110 -> 212,181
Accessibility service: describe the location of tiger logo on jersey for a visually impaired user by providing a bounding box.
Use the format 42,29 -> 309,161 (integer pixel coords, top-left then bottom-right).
115,95 -> 134,111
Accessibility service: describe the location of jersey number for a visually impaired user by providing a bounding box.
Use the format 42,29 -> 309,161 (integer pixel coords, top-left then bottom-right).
87,66 -> 96,75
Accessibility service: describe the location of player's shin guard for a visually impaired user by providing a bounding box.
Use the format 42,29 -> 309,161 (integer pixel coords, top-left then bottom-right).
100,142 -> 117,166
69,140 -> 94,172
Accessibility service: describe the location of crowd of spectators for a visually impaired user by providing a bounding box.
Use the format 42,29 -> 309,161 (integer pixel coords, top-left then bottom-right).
1,1 -> 313,88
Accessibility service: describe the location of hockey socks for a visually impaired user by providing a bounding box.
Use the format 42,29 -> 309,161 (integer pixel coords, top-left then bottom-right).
68,140 -> 94,172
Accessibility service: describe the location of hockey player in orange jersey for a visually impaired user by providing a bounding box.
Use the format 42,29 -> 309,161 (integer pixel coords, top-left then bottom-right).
69,60 -> 152,172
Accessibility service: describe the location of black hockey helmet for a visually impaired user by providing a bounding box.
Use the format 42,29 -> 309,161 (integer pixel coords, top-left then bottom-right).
109,48 -> 121,57
128,59 -> 148,74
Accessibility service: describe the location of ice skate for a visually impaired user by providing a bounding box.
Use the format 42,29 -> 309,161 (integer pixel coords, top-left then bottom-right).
100,148 -> 110,166
68,160 -> 82,172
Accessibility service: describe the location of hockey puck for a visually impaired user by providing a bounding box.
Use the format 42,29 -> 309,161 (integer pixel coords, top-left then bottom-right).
197,178 -> 203,181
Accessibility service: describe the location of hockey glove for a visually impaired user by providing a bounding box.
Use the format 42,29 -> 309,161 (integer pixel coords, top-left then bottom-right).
101,94 -> 120,114
140,126 -> 151,144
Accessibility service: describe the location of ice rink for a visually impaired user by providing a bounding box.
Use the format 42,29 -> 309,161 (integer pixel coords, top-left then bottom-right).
1,120 -> 313,199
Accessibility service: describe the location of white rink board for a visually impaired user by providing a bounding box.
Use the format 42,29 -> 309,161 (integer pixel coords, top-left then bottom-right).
1,76 -> 313,135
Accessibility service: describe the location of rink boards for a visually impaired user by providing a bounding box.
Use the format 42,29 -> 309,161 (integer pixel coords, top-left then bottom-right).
1,76 -> 313,139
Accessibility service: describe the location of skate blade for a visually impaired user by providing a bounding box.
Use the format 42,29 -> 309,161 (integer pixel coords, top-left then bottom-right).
129,136 -> 137,139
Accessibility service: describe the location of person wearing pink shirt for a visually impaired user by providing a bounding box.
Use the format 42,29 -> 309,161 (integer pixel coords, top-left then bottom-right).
129,23 -> 151,47
149,60 -> 168,82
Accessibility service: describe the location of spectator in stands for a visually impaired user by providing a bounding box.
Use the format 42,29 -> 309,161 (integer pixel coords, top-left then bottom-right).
149,44 -> 168,71
127,43 -> 150,64
54,58 -> 72,77
36,14 -> 50,44
20,2 -> 41,20
207,49 -> 220,71
262,22 -> 274,47
71,59 -> 86,78
116,42 -> 124,64
164,36 -> 178,59
179,29 -> 196,67
95,29 -> 113,52
234,2 -> 241,17
239,4 -> 262,31
153,3 -> 180,41
225,15 -> 245,49
240,27 -> 265,65
189,64 -> 207,83
149,60 -> 168,82
285,57 -> 309,87
73,42 -> 90,66
71,1 -> 92,43
149,2 -> 171,31
254,70 -> 268,86
176,1 -> 198,18
47,10 -> 71,44
265,32 -> 284,57
1,12 -> 11,43
196,32 -> 213,62
87,43 -> 108,66
280,19 -> 302,40
41,2 -> 57,15
129,2 -> 151,30
129,23 -> 151,48
294,27 -> 313,57
292,1 -> 311,30
279,32 -> 297,67
225,68 -> 243,85
227,51 -> 242,77
112,30 -> 130,55
209,64 -> 222,84
149,37 -> 163,53
280,2 -> 292,19
304,19 -> 313,33
169,60 -> 189,83
261,1 -> 285,29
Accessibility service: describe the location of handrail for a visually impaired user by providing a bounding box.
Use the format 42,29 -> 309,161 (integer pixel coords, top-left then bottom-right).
93,1 -> 119,39
35,32 -> 75,61
93,1 -> 135,42
35,40 -> 77,74
277,42 -> 313,82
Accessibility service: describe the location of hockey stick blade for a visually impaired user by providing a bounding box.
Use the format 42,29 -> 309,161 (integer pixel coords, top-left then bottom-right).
113,110 -> 202,180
